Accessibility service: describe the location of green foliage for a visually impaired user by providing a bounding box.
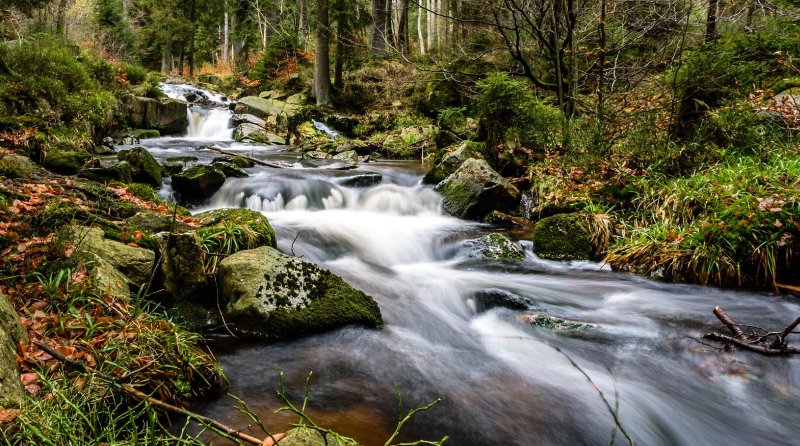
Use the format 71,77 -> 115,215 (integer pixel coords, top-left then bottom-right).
704,103 -> 789,153
249,31 -> 301,81
131,71 -> 165,98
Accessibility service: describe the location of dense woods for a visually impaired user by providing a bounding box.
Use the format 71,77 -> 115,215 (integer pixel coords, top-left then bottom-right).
1,0 -> 800,444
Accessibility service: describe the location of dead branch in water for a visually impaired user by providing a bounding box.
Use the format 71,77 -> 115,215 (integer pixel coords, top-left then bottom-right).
702,306 -> 800,355
206,145 -> 357,170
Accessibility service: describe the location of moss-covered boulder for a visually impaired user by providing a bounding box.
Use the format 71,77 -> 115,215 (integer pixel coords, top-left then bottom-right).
121,95 -> 189,135
212,155 -> 254,169
0,153 -> 36,179
518,312 -> 593,335
211,160 -> 249,178
171,165 -> 226,201
71,226 -> 155,287
435,158 -> 520,220
42,147 -> 92,175
85,254 -> 131,300
217,246 -> 382,339
425,141 -> 484,184
278,427 -> 354,446
381,125 -> 436,159
463,233 -> 525,261
532,213 -> 597,261
78,161 -> 133,183
155,232 -> 208,301
234,96 -> 301,119
118,147 -> 163,187
130,129 -> 161,139
126,209 -> 194,234
194,208 -> 277,249
473,288 -> 535,312
0,293 -> 26,406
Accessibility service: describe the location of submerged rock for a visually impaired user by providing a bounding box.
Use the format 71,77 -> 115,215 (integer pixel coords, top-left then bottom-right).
217,246 -> 382,339
171,165 -> 226,201
0,292 -> 26,405
337,173 -> 382,188
463,233 -> 525,261
518,312 -> 593,334
118,147 -> 163,188
532,213 -> 597,261
473,288 -> 534,312
435,158 -> 520,220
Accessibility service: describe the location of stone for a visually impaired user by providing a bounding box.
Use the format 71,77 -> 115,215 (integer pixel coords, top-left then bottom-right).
165,156 -> 199,163
285,92 -> 308,105
425,141 -> 484,184
211,160 -> 249,178
85,254 -> 131,300
435,158 -> 520,220
278,427 -> 350,446
484,210 -> 531,227
381,125 -> 437,159
473,288 -> 534,312
127,209 -> 194,234
42,147 -> 92,175
233,123 -> 286,144
0,153 -> 36,179
194,208 -> 277,249
121,95 -> 189,135
532,213 -> 597,261
155,232 -> 208,301
171,165 -> 226,201
0,293 -> 25,405
71,226 -> 155,288
117,147 -> 163,187
217,246 -> 382,339
230,113 -> 267,129
305,150 -> 331,159
332,150 -> 359,164
212,155 -> 254,168
130,129 -> 161,140
337,173 -> 382,188
234,96 -> 301,120
518,312 -> 593,334
463,233 -> 525,261
161,161 -> 184,176
258,89 -> 288,100
78,161 -> 133,183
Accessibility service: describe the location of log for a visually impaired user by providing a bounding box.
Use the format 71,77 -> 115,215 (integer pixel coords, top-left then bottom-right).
35,341 -> 276,446
703,333 -> 800,355
712,306 -> 744,338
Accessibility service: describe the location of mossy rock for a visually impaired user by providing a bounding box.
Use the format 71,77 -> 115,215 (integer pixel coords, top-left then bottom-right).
435,158 -> 520,220
164,301 -> 221,332
165,156 -> 199,164
84,254 -> 131,301
212,155 -> 254,168
0,154 -> 35,179
425,141 -> 484,184
130,129 -> 161,139
0,293 -> 25,406
279,427 -> 357,446
217,246 -> 382,340
43,147 -> 91,175
194,208 -> 277,249
78,161 -> 133,183
532,213 -> 596,261
155,232 -> 208,301
171,165 -> 226,201
162,161 -> 184,176
211,160 -> 249,178
464,233 -> 525,261
118,147 -> 163,188
126,209 -> 194,234
518,312 -> 593,335
71,226 -> 155,287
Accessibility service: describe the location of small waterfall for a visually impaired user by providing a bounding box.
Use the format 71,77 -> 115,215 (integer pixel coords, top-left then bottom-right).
313,120 -> 342,138
187,108 -> 233,140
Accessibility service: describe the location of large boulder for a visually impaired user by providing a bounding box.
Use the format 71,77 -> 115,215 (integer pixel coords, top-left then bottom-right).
232,123 -> 286,144
85,254 -> 131,300
532,213 -> 597,261
155,232 -> 208,301
0,153 -> 36,179
463,233 -> 524,261
230,113 -> 266,129
0,293 -> 26,405
435,158 -> 520,220
217,246 -> 382,339
118,148 -> 163,187
381,125 -> 436,159
121,95 -> 189,135
78,161 -> 133,183
425,141 -> 484,184
42,147 -> 91,175
211,160 -> 249,178
194,208 -> 277,250
234,96 -> 301,120
171,165 -> 226,201
72,226 -> 155,286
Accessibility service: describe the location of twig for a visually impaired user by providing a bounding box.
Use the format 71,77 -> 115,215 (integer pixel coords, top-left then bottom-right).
34,341 -> 267,445
712,306 -> 744,338
703,333 -> 800,355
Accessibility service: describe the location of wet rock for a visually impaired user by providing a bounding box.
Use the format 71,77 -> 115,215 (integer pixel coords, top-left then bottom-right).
0,153 -> 36,179
332,150 -> 359,164
130,129 -> 161,140
161,161 -> 184,176
212,155 -> 254,168
518,312 -> 593,334
117,147 -> 163,187
211,160 -> 249,178
71,226 -> 155,287
484,210 -> 531,227
464,233 -> 525,261
121,95 -> 189,135
338,173 -> 382,188
230,113 -> 266,129
155,232 -> 208,301
165,156 -> 199,163
435,158 -> 520,220
171,165 -> 226,201
78,161 -> 133,183
532,213 -> 597,261
164,301 -> 221,333
217,246 -> 382,340
0,292 -> 26,405
425,141 -> 484,184
305,150 -> 332,159
473,288 -> 534,312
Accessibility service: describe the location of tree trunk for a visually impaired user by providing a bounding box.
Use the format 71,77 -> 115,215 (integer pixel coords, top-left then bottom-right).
706,0 -> 719,43
386,0 -> 395,49
595,0 -> 607,147
314,0 -> 332,106
334,22 -> 345,89
417,1 -> 426,55
397,0 -> 409,53
426,0 -> 433,51
299,0 -> 309,49
223,11 -> 229,64
189,0 -> 196,77
371,0 -> 387,57
56,0 -> 68,35
745,0 -> 756,32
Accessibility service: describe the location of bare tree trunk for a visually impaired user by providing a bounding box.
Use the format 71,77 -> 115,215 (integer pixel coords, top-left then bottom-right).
371,0 -> 387,57
398,0 -> 409,53
386,0 -> 395,49
299,0 -> 309,49
56,0 -> 68,35
334,22 -> 345,89
427,0 -> 434,51
745,0 -> 756,32
595,0 -> 607,147
706,0 -> 719,43
314,0 -> 332,106
418,1 -> 426,55
223,11 -> 229,64
189,0 -> 196,77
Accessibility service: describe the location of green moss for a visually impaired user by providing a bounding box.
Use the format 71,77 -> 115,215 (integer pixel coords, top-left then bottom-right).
117,147 -> 163,187
43,147 -> 92,175
0,154 -> 35,179
533,213 -> 595,261
130,129 -> 161,139
195,208 -> 277,249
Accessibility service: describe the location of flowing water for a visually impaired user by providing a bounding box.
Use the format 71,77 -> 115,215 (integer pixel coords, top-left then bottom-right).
132,85 -> 800,445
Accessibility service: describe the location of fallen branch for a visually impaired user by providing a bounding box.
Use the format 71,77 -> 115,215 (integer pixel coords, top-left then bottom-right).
34,341 -> 277,446
702,306 -> 800,355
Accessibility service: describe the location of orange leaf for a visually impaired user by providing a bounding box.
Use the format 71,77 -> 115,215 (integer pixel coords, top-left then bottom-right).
0,408 -> 20,424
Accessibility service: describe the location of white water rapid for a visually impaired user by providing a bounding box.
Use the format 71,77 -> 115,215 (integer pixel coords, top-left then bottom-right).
161,82 -> 233,140
135,84 -> 800,446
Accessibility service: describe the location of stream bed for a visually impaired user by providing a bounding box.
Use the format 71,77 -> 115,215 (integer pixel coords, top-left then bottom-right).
129,85 -> 800,446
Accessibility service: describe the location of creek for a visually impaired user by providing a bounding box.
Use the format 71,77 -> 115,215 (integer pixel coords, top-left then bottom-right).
127,84 -> 800,445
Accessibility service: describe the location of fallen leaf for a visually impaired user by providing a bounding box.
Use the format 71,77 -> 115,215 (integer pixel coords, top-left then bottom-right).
0,408 -> 20,424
